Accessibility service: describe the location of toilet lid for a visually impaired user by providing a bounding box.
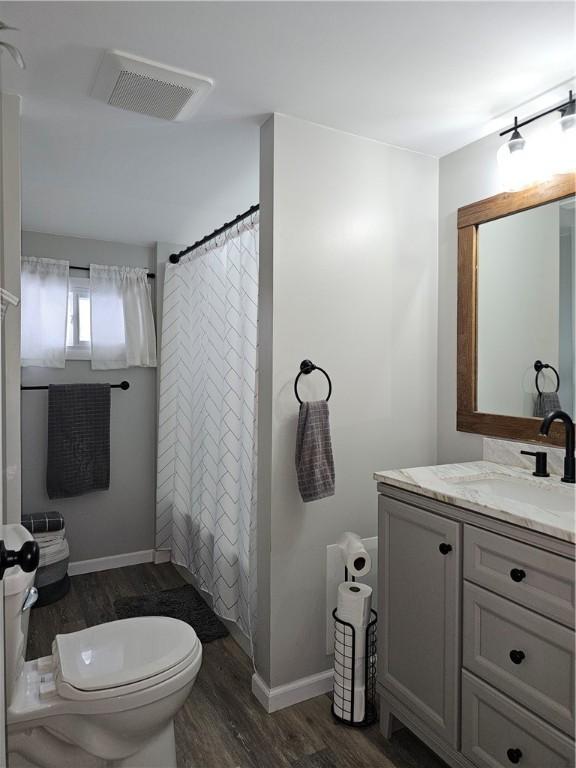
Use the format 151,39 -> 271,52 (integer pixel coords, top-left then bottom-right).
55,616 -> 199,692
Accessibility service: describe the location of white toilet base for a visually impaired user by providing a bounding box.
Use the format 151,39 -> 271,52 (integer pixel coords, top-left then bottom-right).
120,722 -> 177,768
8,721 -> 177,768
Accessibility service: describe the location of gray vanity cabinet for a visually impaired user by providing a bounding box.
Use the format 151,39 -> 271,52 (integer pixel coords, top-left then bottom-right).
377,485 -> 576,768
378,495 -> 461,748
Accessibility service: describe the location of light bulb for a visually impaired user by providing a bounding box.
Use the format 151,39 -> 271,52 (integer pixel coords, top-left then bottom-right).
549,99 -> 576,175
497,127 -> 535,191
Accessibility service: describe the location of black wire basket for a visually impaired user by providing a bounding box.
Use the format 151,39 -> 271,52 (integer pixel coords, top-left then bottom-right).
331,607 -> 378,727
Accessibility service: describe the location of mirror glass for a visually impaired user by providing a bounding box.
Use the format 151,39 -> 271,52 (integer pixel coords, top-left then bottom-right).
476,195 -> 575,419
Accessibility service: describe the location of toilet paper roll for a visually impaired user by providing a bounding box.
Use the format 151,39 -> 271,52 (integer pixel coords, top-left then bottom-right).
338,532 -> 372,578
336,581 -> 372,629
335,581 -> 373,723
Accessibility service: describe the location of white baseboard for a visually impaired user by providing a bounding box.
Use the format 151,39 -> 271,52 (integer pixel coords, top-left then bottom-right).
153,549 -> 171,564
251,669 -> 333,713
68,549 -> 154,576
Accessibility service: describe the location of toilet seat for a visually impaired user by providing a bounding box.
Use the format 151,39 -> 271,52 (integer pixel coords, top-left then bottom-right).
8,616 -> 202,725
51,616 -> 200,701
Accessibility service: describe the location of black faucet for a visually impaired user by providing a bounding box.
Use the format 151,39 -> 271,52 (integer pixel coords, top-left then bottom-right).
539,410 -> 575,484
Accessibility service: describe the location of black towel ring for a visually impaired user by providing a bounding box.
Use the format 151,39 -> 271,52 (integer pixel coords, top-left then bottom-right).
294,359 -> 332,404
534,360 -> 560,394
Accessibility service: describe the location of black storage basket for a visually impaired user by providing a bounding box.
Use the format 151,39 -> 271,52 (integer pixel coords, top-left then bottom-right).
331,607 -> 377,727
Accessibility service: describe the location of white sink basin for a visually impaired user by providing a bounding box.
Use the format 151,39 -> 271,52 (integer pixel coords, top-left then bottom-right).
452,476 -> 575,514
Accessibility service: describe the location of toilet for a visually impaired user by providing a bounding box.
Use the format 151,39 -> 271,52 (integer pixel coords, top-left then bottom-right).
3,524 -> 203,768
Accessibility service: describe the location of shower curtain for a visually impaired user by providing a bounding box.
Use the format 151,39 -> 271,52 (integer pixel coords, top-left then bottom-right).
156,214 -> 258,640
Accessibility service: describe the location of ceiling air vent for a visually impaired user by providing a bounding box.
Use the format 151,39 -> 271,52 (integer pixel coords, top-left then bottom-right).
91,50 -> 213,121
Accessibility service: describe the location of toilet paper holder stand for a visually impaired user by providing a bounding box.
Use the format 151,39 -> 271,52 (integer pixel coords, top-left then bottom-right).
332,606 -> 378,728
333,541 -> 377,727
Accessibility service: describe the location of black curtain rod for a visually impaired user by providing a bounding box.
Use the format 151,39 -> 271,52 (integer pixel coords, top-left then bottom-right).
21,381 -> 130,391
70,265 -> 155,279
500,91 -> 574,137
169,204 -> 260,264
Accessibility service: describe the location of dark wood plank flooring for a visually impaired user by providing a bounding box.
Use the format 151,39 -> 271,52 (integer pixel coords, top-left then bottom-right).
27,563 -> 447,768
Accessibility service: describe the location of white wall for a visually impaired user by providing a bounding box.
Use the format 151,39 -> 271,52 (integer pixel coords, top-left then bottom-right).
20,231 -> 157,563
477,203 -> 559,417
257,114 -> 438,689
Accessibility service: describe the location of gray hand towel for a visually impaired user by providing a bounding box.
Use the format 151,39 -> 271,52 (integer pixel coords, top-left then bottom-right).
46,384 -> 111,499
534,391 -> 562,418
295,400 -> 335,502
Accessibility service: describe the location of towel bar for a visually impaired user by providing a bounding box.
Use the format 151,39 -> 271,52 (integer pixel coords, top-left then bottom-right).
21,381 -> 130,391
534,360 -> 560,394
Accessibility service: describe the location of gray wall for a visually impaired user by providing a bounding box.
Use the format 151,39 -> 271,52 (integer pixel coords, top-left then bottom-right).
559,210 -> 575,418
1,93 -> 22,524
257,114 -> 439,688
437,131 -> 500,463
21,231 -> 156,563
476,204 -> 560,417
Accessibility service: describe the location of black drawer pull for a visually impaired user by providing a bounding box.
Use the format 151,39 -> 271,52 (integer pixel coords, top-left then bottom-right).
510,568 -> 526,583
439,543 -> 452,555
507,748 -> 523,764
509,650 -> 525,665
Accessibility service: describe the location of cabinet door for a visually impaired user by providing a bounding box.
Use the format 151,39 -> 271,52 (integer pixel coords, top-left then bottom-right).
378,495 -> 461,747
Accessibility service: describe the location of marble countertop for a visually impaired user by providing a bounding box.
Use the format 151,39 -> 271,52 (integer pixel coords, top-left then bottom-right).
374,461 -> 575,543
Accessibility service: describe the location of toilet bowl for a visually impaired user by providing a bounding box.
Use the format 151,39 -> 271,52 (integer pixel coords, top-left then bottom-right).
3,524 -> 202,768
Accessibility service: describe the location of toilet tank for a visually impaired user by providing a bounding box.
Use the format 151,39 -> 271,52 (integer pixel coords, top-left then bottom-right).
2,524 -> 37,703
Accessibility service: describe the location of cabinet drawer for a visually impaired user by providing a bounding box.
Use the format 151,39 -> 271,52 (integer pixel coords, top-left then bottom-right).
462,671 -> 575,768
464,526 -> 575,627
463,582 -> 575,736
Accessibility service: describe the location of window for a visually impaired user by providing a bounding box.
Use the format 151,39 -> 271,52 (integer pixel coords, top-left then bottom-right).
66,277 -> 91,360
22,260 -> 156,369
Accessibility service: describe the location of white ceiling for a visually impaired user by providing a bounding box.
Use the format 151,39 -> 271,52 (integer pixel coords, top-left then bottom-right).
0,1 -> 574,245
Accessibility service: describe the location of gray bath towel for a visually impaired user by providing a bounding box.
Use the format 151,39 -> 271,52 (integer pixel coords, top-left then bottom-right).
46,384 -> 111,499
295,400 -> 335,502
534,391 -> 562,418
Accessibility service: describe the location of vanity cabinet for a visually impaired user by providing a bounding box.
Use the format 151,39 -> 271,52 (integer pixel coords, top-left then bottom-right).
377,485 -> 575,768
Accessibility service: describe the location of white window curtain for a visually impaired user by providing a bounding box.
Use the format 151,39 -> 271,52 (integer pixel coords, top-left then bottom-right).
21,257 -> 69,368
90,264 -> 157,370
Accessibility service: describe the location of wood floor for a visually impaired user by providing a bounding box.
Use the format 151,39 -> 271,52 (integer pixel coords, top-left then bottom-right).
27,563 -> 447,768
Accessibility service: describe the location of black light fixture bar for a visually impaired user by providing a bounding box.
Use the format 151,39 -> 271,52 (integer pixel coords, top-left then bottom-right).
500,90 -> 575,137
169,204 -> 260,264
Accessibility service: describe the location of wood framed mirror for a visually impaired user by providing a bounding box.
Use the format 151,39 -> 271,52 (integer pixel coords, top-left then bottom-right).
457,174 -> 576,447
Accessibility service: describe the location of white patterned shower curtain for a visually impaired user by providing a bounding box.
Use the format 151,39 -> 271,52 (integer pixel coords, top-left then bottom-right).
156,214 -> 259,640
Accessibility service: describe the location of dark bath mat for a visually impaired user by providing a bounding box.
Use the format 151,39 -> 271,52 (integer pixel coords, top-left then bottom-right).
114,584 -> 229,644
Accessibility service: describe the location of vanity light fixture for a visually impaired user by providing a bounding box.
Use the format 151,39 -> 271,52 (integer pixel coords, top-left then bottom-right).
497,117 -> 533,191
497,89 -> 576,190
550,90 -> 576,174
